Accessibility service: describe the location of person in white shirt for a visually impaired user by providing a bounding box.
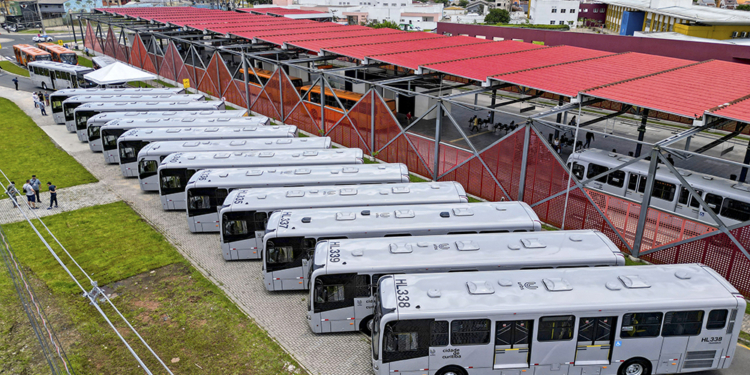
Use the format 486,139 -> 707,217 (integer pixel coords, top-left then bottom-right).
22,180 -> 37,209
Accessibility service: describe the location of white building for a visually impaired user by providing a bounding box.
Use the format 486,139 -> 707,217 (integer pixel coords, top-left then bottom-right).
276,0 -> 444,30
529,0 -> 581,27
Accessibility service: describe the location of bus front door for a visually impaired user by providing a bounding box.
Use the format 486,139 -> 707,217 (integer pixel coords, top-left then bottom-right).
48,70 -> 56,89
575,317 -> 616,366
494,320 -> 532,370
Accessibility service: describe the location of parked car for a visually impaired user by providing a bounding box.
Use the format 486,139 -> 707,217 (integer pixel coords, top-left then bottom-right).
33,34 -> 54,42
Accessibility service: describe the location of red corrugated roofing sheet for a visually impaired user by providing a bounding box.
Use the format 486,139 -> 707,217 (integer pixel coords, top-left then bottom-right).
286,31 -> 433,53
323,35 -> 488,61
231,23 -> 342,39
493,52 -> 694,98
423,46 -> 612,83
584,60 -> 750,118
209,21 -> 315,35
368,40 -> 544,70
251,25 -> 349,42
710,95 -> 750,123
259,27 -> 376,46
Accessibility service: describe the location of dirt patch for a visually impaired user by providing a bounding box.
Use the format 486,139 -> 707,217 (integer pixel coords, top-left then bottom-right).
133,300 -> 160,311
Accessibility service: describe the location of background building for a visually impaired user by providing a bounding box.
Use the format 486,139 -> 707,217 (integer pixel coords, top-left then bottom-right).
529,0 -> 581,27
275,0 -> 444,29
578,1 -> 607,27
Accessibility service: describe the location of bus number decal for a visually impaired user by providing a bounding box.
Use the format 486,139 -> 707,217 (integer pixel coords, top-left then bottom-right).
329,248 -> 341,263
278,212 -> 292,229
233,191 -> 246,204
199,170 -> 211,181
701,337 -> 723,344
395,279 -> 410,308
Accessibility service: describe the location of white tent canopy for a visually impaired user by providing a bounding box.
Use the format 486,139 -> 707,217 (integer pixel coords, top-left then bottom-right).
83,62 -> 157,85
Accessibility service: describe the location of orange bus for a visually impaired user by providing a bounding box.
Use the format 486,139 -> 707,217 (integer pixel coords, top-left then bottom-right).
299,85 -> 397,112
37,43 -> 79,65
239,68 -> 304,88
13,44 -> 52,67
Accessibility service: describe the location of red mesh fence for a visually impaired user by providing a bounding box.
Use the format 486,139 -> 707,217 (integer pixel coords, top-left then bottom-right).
143,52 -> 157,75
328,116 -> 369,152
523,130 -> 571,206
250,74 -> 282,121
115,43 -> 128,65
128,34 -> 144,69
160,42 -> 178,82
198,54 -> 221,97
286,103 -> 320,135
103,26 -> 117,58
374,94 -> 403,152
325,92 -> 372,153
84,22 -> 95,51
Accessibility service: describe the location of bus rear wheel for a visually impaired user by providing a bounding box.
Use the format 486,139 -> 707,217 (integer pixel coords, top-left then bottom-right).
359,316 -> 373,336
618,358 -> 652,375
436,365 -> 467,375
41,82 -> 47,90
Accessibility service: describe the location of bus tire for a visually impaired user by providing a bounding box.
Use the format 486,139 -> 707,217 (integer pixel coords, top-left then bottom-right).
359,315 -> 373,335
436,365 -> 467,375
618,358 -> 652,375
41,82 -> 47,90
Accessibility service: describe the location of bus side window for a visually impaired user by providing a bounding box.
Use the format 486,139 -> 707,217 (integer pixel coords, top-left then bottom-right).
627,173 -> 639,192
706,310 -> 728,330
578,317 -> 616,344
586,163 -> 608,183
254,211 -> 269,231
720,198 -> 750,222
637,176 -> 647,193
537,316 -> 575,341
689,190 -> 704,208
451,319 -> 491,345
620,312 -> 662,338
353,274 -> 370,298
431,321 -> 449,346
56,70 -> 62,79
662,311 -> 704,336
607,170 -> 625,188
704,193 -> 723,214
570,162 -> 584,180
652,180 -> 676,202
678,188 -> 689,205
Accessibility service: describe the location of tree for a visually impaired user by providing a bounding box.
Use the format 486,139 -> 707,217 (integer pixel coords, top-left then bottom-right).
459,0 -> 469,6
484,8 -> 510,24
368,20 -> 401,30
434,0 -> 450,5
737,4 -> 750,10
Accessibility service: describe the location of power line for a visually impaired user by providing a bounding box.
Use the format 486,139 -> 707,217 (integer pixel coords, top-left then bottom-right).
1,170 -> 174,375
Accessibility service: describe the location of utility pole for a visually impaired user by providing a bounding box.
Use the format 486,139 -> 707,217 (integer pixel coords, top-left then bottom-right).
34,0 -> 46,35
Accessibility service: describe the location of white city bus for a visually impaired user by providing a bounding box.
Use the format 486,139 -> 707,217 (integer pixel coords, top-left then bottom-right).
140,137 -> 331,192
220,181 -> 468,258
28,61 -> 95,91
75,103 -> 227,145
114,125 -> 298,174
50,88 -> 185,124
307,230 -> 626,334
263,202 -> 542,268
568,149 -> 750,226
63,94 -> 205,138
188,163 -> 411,241
372,264 -> 745,375
159,149 -> 364,211
89,116 -> 269,152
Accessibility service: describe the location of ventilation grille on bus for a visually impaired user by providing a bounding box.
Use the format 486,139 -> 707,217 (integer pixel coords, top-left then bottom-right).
685,350 -> 716,360
683,360 -> 715,369
684,350 -> 716,369
726,321 -> 734,334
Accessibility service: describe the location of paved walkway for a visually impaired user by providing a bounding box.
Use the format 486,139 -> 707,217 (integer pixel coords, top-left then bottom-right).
0,90 -> 369,374
2,87 -> 750,375
0,182 -> 119,225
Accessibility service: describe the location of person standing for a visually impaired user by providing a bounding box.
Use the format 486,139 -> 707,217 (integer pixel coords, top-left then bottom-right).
6,182 -> 19,208
47,182 -> 58,209
12,77 -> 19,91
471,116 -> 480,133
405,112 -> 412,124
32,92 -> 40,108
30,175 -> 42,204
39,100 -> 47,116
568,116 -> 577,126
44,92 -> 50,107
22,180 -> 37,209
584,131 -> 595,149
553,137 -> 561,154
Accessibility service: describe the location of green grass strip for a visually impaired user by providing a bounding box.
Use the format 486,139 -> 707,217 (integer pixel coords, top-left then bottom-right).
0,61 -> 30,77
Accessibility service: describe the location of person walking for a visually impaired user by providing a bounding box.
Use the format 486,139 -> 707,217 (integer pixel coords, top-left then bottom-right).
470,116 -> 480,133
47,182 -> 58,209
553,137 -> 561,154
584,131 -> 595,149
12,77 -> 19,91
6,182 -> 19,208
39,100 -> 47,116
22,180 -> 37,209
405,112 -> 412,124
30,175 -> 42,204
568,116 -> 577,126
44,92 -> 50,107
32,92 -> 40,108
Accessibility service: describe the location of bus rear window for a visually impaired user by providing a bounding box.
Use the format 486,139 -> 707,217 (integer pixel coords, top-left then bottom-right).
720,198 -> 750,222
537,315 -> 575,341
662,311 -> 703,337
621,312 -> 662,338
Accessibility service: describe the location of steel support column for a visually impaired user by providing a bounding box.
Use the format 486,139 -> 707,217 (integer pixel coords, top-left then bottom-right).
319,74 -> 326,133
278,67 -> 284,121
242,53 -> 250,111
634,109 -> 649,157
517,123 -> 531,202
631,148 -> 660,257
489,89 -> 497,123
433,102 -> 443,181
554,97 -> 564,138
740,141 -> 750,182
370,88 -> 375,154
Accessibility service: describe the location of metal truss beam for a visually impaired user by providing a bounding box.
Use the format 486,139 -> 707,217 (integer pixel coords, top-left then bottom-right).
577,105 -> 632,128
374,74 -> 438,86
657,118 -> 733,147
491,92 -> 543,108
692,124 -> 746,154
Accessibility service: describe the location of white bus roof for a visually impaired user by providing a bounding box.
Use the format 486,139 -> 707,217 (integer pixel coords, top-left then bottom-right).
74,101 -> 225,112
222,181 -> 467,214
157,149 -> 363,171
63,94 -> 204,104
103,116 -> 270,129
570,149 -> 750,202
117,125 -> 297,143
266,202 -> 541,239
315,230 -> 624,275
186,163 -> 410,190
29,60 -> 93,73
87,110 -> 247,125
380,264 -> 741,320
50,88 -> 184,98
140,137 -> 331,158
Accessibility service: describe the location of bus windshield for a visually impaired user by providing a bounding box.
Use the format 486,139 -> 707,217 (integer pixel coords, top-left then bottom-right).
60,53 -> 78,65
64,103 -> 82,122
221,211 -> 269,241
36,55 -> 52,62
76,75 -> 96,88
120,140 -> 148,164
266,237 -> 316,273
102,129 -> 127,151
51,97 -> 65,113
76,111 -> 94,130
159,168 -> 196,195
187,188 -> 229,217
138,159 -> 160,179
87,124 -> 101,141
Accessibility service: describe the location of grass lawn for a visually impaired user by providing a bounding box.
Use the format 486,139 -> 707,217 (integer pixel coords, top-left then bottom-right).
0,98 -> 96,192
0,61 -> 29,77
76,55 -> 93,68
0,202 -> 307,374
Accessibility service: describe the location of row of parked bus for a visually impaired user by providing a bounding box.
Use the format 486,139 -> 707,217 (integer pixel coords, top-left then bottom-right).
47,87 -> 745,375
13,43 -> 78,67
